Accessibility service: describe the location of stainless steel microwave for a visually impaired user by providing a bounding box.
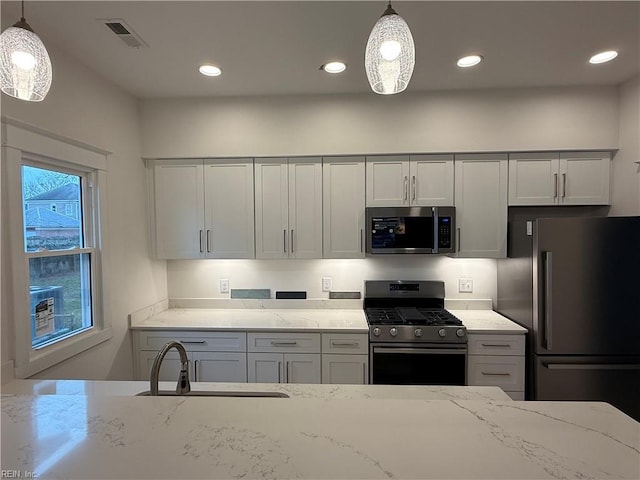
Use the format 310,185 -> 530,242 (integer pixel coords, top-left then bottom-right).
366,206 -> 456,254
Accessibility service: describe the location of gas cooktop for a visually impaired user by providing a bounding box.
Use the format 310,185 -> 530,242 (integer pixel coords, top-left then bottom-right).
365,307 -> 463,326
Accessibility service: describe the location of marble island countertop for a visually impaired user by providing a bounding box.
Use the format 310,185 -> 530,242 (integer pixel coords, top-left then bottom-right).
130,299 -> 526,333
2,390 -> 638,479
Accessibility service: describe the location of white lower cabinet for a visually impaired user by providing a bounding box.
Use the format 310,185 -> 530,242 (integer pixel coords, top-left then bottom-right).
466,333 -> 525,400
133,330 -> 248,383
247,332 -> 322,384
321,333 -> 369,384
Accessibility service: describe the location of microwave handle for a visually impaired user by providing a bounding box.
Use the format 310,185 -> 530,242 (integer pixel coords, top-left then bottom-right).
433,208 -> 438,253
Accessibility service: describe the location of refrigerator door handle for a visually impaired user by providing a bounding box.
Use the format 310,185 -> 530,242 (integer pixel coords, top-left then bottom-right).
543,363 -> 640,370
544,251 -> 553,351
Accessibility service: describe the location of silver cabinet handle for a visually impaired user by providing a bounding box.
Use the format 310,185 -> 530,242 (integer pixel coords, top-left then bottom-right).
277,361 -> 282,383
456,228 -> 461,252
194,359 -> 199,382
544,363 -> 640,370
412,175 -> 416,201
283,229 -> 287,253
544,251 -> 553,350
290,229 -> 294,253
199,230 -> 204,253
181,340 -> 207,345
562,173 -> 567,198
331,341 -> 359,347
360,229 -> 364,253
481,343 -> 512,348
271,341 -> 298,346
481,372 -> 511,376
403,176 -> 408,202
286,361 -> 291,383
206,229 -> 212,253
554,173 -> 558,198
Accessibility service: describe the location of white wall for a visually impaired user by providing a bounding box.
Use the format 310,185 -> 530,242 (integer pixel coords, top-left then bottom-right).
0,43 -> 167,379
168,257 -> 497,304
140,86 -> 619,159
610,75 -> 640,216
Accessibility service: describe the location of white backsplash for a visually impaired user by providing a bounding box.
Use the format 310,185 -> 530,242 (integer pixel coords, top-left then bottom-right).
167,256 -> 496,304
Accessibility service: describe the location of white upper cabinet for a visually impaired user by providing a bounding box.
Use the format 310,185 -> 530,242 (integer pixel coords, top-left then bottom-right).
454,154 -> 508,258
366,155 -> 454,206
153,159 -> 255,259
323,157 -> 365,258
509,152 -> 610,206
203,160 -> 256,258
409,154 -> 455,206
255,157 -> 323,259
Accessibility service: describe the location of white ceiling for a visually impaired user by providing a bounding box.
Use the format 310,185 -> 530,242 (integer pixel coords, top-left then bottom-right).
1,1 -> 639,99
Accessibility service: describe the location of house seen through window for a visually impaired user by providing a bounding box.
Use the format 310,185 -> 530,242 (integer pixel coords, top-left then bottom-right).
22,165 -> 93,348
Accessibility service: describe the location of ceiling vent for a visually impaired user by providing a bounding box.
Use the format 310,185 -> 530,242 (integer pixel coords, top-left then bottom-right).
98,18 -> 149,48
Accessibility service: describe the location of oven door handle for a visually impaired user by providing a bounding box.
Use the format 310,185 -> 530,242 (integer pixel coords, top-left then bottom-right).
373,347 -> 466,355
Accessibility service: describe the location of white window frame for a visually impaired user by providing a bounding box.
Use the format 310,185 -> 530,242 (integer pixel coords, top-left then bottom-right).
3,120 -> 112,378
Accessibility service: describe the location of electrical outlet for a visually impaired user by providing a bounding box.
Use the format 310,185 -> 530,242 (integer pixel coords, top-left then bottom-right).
322,276 -> 332,292
458,278 -> 473,293
219,278 -> 229,294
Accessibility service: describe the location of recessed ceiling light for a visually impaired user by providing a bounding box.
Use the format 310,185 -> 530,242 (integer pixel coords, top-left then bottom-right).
589,50 -> 618,64
457,55 -> 483,68
199,64 -> 222,76
321,61 -> 347,74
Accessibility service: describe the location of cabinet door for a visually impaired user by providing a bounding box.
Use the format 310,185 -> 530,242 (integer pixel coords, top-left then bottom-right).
204,159 -> 255,258
193,352 -> 248,382
410,154 -> 454,206
284,353 -> 321,384
255,159 -> 289,259
247,353 -> 283,383
365,155 -> 410,206
508,153 -> 560,206
559,152 -> 610,205
323,157 -> 365,258
454,154 -> 508,258
137,350 -> 190,382
288,158 -> 323,259
322,354 -> 368,384
153,160 -> 205,259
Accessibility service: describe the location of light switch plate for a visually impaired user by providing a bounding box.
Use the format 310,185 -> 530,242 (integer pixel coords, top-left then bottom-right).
322,277 -> 332,292
458,278 -> 473,293
219,278 -> 229,294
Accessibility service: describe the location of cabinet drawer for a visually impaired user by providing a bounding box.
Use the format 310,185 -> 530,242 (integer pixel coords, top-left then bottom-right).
467,334 -> 525,355
322,333 -> 368,354
136,330 -> 247,352
247,332 -> 321,353
467,355 -> 525,391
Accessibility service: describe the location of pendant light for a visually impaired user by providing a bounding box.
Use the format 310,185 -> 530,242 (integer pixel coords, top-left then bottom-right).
0,1 -> 52,102
365,1 -> 415,95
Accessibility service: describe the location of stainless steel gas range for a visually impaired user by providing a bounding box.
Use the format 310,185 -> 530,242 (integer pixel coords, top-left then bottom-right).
364,280 -> 468,385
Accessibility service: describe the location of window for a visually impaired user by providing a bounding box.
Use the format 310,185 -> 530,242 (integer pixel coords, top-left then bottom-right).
22,165 -> 93,348
3,120 -> 111,377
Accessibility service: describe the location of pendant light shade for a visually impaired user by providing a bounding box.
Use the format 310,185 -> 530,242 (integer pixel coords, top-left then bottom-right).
365,2 -> 415,95
0,3 -> 52,102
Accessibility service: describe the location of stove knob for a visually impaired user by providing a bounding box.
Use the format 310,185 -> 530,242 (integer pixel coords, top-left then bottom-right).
389,327 -> 398,337
414,328 -> 423,338
456,328 -> 465,338
438,328 -> 447,338
372,327 -> 381,337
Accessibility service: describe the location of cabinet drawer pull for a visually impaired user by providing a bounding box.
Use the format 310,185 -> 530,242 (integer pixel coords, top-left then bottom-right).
562,173 -> 567,198
554,173 -> 558,198
481,372 -> 511,376
330,341 -> 359,347
283,229 -> 287,253
194,359 -> 198,382
291,229 -> 294,253
206,229 -> 212,253
481,343 -> 512,348
411,175 -> 416,201
278,361 -> 282,383
199,230 -> 204,253
271,341 -> 298,346
181,340 -> 207,345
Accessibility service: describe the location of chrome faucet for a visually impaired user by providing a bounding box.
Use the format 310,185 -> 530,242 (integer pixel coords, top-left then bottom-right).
150,341 -> 191,396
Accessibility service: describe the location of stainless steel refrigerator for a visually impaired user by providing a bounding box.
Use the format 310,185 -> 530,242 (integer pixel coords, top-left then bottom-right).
497,215 -> 640,421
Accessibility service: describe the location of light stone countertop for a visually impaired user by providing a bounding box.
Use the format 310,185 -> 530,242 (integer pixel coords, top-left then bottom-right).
2,392 -> 638,479
450,309 -> 528,334
2,379 -> 513,401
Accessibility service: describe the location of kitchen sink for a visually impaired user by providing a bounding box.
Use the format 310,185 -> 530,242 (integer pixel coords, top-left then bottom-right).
135,390 -> 289,398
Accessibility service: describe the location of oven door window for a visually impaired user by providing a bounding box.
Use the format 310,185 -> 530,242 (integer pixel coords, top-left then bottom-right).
371,216 -> 434,251
371,347 -> 466,385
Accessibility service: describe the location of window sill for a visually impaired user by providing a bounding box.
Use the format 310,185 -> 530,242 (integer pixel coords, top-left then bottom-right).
15,328 -> 112,378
